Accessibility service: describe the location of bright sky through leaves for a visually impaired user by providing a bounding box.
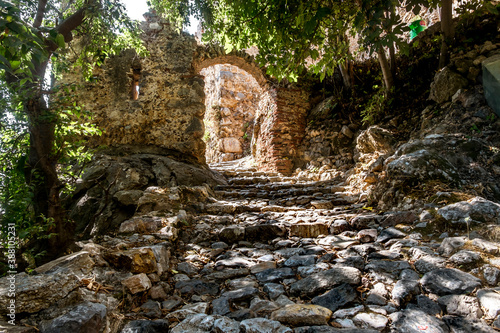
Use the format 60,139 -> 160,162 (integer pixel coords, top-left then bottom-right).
122,0 -> 199,34
122,0 -> 149,21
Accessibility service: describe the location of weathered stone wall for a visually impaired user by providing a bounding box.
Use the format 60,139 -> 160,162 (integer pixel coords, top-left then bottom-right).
66,16 -> 206,164
65,12 -> 310,174
253,88 -> 310,174
201,64 -> 261,163
297,97 -> 358,173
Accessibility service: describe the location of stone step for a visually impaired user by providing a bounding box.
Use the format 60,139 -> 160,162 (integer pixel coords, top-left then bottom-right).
210,166 -> 259,173
215,187 -> 338,199
202,201 -> 328,215
215,181 -> 345,192
222,171 -> 281,178
228,177 -> 273,185
204,202 -> 265,214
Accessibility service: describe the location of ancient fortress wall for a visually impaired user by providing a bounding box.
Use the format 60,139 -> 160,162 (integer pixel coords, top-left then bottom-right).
70,13 -> 310,174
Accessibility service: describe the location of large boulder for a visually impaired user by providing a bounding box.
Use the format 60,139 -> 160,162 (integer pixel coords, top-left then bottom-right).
382,135 -> 464,186
310,96 -> 337,119
483,54 -> 500,117
0,273 -> 80,315
429,67 -> 468,103
69,153 -> 225,236
40,302 -> 107,333
375,133 -> 500,209
437,196 -> 500,224
0,252 -> 94,314
386,149 -> 459,184
356,126 -> 395,155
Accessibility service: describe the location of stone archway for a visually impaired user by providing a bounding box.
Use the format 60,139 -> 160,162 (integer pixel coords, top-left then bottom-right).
193,49 -> 269,89
193,48 -> 311,174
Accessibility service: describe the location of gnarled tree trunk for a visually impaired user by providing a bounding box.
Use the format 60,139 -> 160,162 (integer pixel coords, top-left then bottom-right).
18,4 -> 87,263
25,77 -> 74,262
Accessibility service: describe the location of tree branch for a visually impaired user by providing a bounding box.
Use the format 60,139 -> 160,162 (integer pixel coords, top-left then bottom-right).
56,7 -> 86,41
242,3 -> 270,24
44,5 -> 88,53
34,0 -> 48,28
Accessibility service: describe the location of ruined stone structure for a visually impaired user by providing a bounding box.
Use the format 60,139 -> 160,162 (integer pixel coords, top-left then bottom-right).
66,19 -> 206,165
194,43 -> 310,174
69,13 -> 309,174
201,64 -> 261,163
253,87 -> 310,173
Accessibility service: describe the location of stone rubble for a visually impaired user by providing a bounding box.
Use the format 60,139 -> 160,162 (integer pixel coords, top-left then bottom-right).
2,158 -> 499,333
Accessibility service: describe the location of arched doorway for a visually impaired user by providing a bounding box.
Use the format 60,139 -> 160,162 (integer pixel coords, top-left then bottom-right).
200,64 -> 262,163
193,49 -> 310,174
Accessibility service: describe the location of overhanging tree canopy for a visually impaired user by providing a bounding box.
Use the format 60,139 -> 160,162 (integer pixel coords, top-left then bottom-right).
149,0 -> 426,92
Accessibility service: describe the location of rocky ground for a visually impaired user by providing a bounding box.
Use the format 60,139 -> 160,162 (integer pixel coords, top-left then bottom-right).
2,156 -> 500,333
2,19 -> 500,333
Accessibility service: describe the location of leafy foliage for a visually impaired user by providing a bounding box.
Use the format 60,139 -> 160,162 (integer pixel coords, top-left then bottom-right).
149,0 -> 424,84
0,1 -> 45,82
0,81 -> 33,242
360,84 -> 391,124
203,0 -> 360,82
354,0 -> 410,56
147,0 -> 210,30
0,0 -> 143,264
149,0 -> 364,81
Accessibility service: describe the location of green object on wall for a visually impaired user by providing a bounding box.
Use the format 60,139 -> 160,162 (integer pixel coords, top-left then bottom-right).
409,19 -> 427,40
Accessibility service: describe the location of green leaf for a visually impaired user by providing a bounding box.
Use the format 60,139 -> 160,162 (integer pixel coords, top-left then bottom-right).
304,19 -> 317,35
10,60 -> 20,70
19,78 -> 30,86
311,49 -> 320,60
315,7 -> 331,21
6,22 -> 27,35
49,29 -> 59,38
0,54 -> 9,67
485,2 -> 499,14
0,62 -> 12,73
55,34 -> 65,48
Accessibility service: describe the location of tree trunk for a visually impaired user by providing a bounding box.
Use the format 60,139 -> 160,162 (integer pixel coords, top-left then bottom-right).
389,42 -> 397,83
24,65 -> 74,263
377,46 -> 393,92
339,59 -> 354,92
5,1 -> 91,264
337,34 -> 355,93
439,0 -> 454,69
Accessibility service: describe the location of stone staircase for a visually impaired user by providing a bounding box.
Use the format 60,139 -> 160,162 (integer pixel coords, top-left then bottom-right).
157,159 -> 499,332
207,159 -> 356,213
8,158 -> 500,333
